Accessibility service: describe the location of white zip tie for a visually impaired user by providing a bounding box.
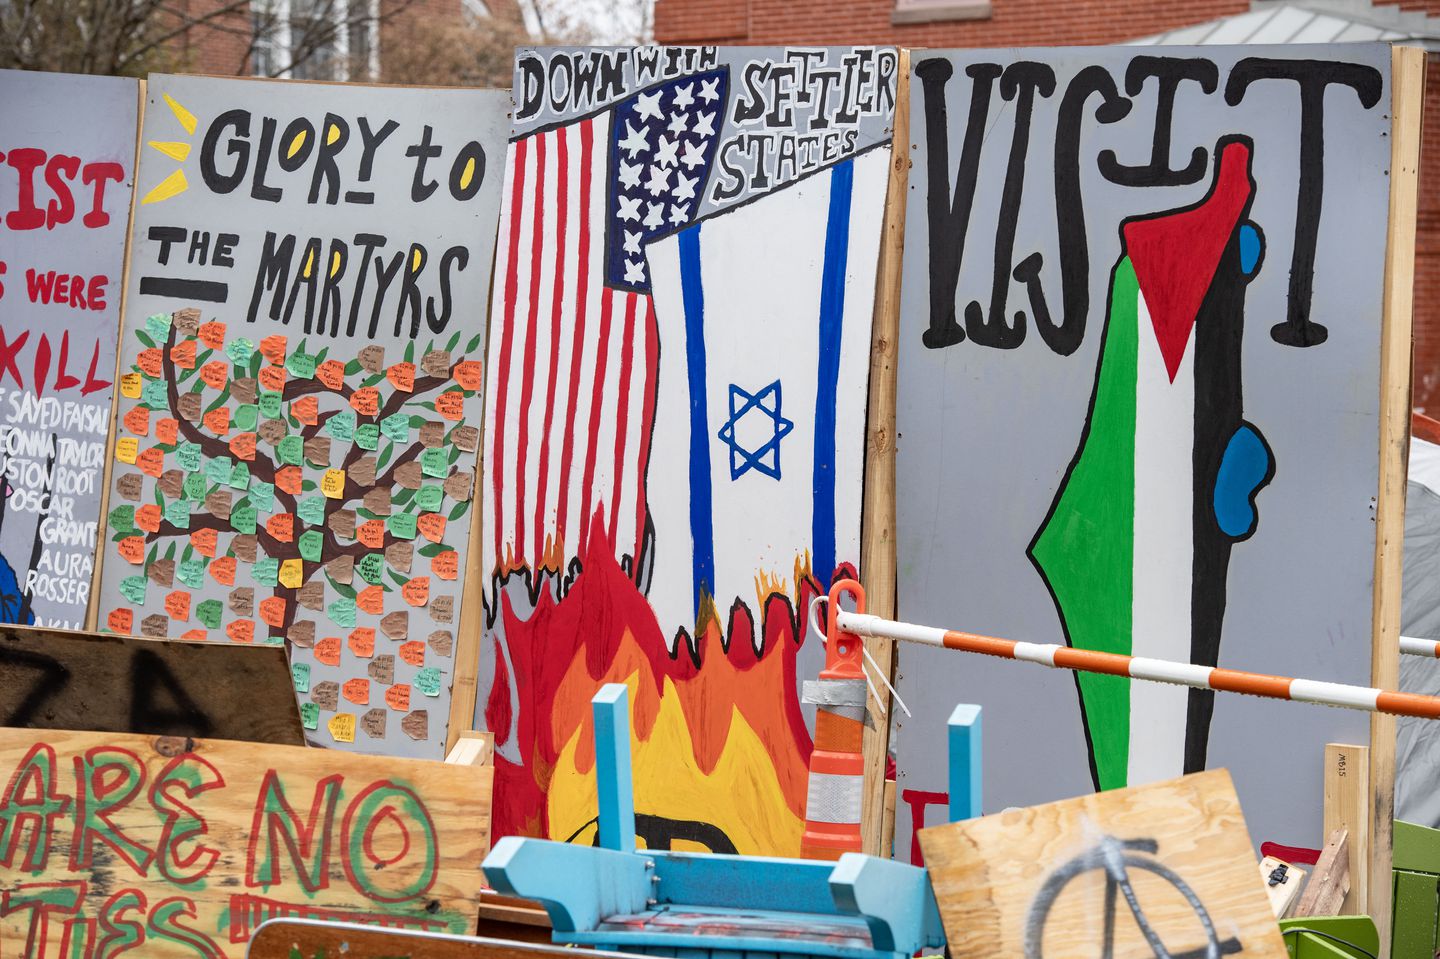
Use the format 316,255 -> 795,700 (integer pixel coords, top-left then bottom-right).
808,595 -> 911,719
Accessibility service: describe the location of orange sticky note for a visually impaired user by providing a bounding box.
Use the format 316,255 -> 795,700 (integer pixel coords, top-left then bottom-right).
401,576 -> 430,607
259,334 -> 287,365
258,364 -> 287,393
348,628 -> 376,658
164,591 -> 191,621
436,390 -> 464,421
358,519 -> 385,549
431,550 -> 458,580
190,528 -> 218,558
155,418 -> 179,446
343,678 -> 370,705
123,406 -> 150,436
316,360 -> 346,391
315,635 -> 342,666
266,513 -> 294,543
291,395 -> 319,425
226,619 -> 255,644
134,504 -> 162,533
107,608 -> 133,633
136,447 -> 164,478
349,386 -> 379,416
453,360 -> 482,391
417,513 -> 446,543
117,536 -> 145,565
356,584 -> 384,616
180,629 -> 207,641
275,465 -> 303,496
137,348 -> 163,378
209,555 -> 236,586
203,407 -> 230,435
258,596 -> 287,628
200,360 -> 228,390
198,321 -> 227,350
386,362 -> 415,393
399,641 -> 425,667
170,340 -> 197,369
229,432 -> 257,461
385,684 -> 411,712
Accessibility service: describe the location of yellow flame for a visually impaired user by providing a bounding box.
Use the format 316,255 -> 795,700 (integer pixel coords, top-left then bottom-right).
141,169 -> 188,205
162,93 -> 197,135
148,140 -> 191,161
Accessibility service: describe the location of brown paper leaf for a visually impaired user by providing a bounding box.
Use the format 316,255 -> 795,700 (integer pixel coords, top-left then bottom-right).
326,554 -> 354,585
288,620 -> 316,648
368,654 -> 395,684
429,595 -> 454,624
401,710 -> 428,741
258,418 -> 287,444
231,534 -> 258,563
421,349 -> 451,378
231,377 -> 258,405
451,425 -> 479,453
204,489 -> 232,521
173,307 -> 201,334
177,393 -> 202,422
297,580 -> 325,611
427,630 -> 454,657
363,488 -> 392,516
443,471 -> 474,502
311,680 -> 339,710
419,421 -> 444,448
115,473 -> 143,501
228,587 -> 254,616
381,610 -> 409,641
358,344 -> 385,373
141,614 -> 170,638
157,469 -> 185,500
395,461 -> 423,489
361,708 -> 388,739
304,436 -> 331,466
349,456 -> 377,488
327,509 -> 356,539
385,541 -> 413,574
147,558 -> 175,588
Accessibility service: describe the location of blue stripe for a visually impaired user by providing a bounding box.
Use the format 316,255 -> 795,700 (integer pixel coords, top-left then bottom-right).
812,159 -> 853,585
679,226 -> 715,621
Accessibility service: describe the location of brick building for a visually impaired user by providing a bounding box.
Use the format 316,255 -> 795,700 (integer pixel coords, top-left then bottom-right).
655,0 -> 1440,414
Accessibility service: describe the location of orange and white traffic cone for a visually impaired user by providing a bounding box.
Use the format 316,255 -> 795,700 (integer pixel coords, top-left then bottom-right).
799,580 -> 868,861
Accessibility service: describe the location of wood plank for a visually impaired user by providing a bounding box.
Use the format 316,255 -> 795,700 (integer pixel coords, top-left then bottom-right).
1390,870 -> 1439,959
1258,856 -> 1305,919
1371,43 -> 1428,959
446,729 -> 495,766
1323,743 -> 1370,914
920,769 -> 1286,959
859,46 -> 910,860
248,921 -> 637,959
0,624 -> 303,744
0,727 -> 492,957
448,420 -> 489,756
1294,829 -> 1352,919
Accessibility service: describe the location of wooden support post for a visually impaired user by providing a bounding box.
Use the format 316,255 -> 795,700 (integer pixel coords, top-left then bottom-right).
1323,743 -> 1371,915
1371,44 -> 1426,957
860,47 -> 911,859
947,704 -> 981,823
593,683 -> 636,852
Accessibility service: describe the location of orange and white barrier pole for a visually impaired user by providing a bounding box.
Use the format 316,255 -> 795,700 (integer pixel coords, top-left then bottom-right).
827,579 -> 1440,721
1401,636 -> 1440,658
799,580 -> 868,861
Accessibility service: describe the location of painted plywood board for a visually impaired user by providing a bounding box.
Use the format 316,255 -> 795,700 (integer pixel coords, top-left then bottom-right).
893,44 -> 1393,860
95,75 -> 509,759
0,70 -> 138,629
476,46 -> 896,854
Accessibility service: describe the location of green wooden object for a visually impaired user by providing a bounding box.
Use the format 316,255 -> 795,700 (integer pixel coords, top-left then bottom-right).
1390,870 -> 1438,959
1278,917 -> 1379,959
1393,820 -> 1440,874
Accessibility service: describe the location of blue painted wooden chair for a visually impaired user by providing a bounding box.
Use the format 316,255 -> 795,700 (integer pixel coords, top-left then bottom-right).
483,685 -> 981,959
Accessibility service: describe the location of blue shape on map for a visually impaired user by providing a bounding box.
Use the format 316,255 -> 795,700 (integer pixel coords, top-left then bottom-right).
1239,222 -> 1263,277
717,379 -> 793,481
1213,422 -> 1273,539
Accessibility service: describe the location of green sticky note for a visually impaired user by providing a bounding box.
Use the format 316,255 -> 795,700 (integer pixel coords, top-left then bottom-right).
258,390 -> 282,419
249,481 -> 275,513
177,558 -> 206,589
228,461 -> 250,490
297,496 -> 326,526
262,634 -> 285,646
196,598 -> 223,629
233,404 -> 258,431
287,351 -> 316,379
119,575 -> 147,605
142,379 -> 168,410
146,312 -> 172,340
176,442 -> 202,472
381,414 -> 409,442
252,556 -> 279,586
230,503 -> 257,534
277,436 -> 303,465
416,666 -> 442,697
292,662 -> 311,693
183,473 -> 207,501
109,505 -> 135,535
355,424 -> 379,451
357,553 -> 384,584
387,512 -> 417,540
420,448 -> 448,478
225,337 -> 255,364
205,456 -> 232,485
299,529 -> 324,562
300,702 -> 320,730
326,410 -> 356,442
328,597 -> 357,628
415,486 -> 443,512
163,499 -> 190,529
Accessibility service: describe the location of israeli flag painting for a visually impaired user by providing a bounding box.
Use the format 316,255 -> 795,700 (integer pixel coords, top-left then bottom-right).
645,147 -> 890,650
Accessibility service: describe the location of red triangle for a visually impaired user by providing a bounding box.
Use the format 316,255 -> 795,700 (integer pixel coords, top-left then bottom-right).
1122,141 -> 1253,383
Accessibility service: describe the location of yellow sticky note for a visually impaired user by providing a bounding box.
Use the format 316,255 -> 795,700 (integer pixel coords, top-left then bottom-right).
328,713 -> 355,743
119,373 -> 143,398
279,558 -> 304,589
115,436 -> 138,464
321,468 -> 346,499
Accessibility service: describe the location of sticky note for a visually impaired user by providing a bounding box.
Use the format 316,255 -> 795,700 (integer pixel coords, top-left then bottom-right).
233,404 -> 258,431
287,351 -> 316,379
119,372 -> 142,398
162,499 -> 190,530
415,667 -> 442,697
387,512 -> 417,540
292,662 -> 311,693
230,503 -> 257,534
228,461 -> 251,490
279,558 -> 304,589
381,414 -> 409,442
252,556 -> 279,586
258,390 -> 282,419
109,505 -> 136,534
328,713 -> 356,743
249,480 -> 275,512
320,469 -> 346,499
355,423 -> 379,450
328,597 -> 357,628
225,337 -> 255,364
420,448 -> 448,478
356,553 -> 384,584
298,530 -> 324,562
195,599 -> 223,629
300,702 -> 320,729
119,575 -> 147,605
277,435 -> 303,465
297,496 -> 326,525
115,437 -> 138,464
326,410 -> 356,442
177,558 -> 206,589
415,486 -> 443,512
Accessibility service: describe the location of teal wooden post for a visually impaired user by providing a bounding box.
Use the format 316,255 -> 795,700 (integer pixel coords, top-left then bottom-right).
947,704 -> 981,823
593,683 -> 636,852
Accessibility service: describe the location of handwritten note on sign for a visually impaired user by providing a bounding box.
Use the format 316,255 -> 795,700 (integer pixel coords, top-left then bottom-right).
0,728 -> 492,957
919,770 -> 1286,959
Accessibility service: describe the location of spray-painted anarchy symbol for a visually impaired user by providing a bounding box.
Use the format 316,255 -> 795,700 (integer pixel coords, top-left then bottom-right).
1024,834 -> 1243,959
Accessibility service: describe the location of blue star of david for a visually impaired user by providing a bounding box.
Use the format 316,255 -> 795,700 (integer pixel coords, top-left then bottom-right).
716,379 -> 793,481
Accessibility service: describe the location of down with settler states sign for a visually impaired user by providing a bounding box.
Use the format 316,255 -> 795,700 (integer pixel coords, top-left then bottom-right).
0,728 -> 493,957
97,75 -> 508,759
0,70 -> 138,629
